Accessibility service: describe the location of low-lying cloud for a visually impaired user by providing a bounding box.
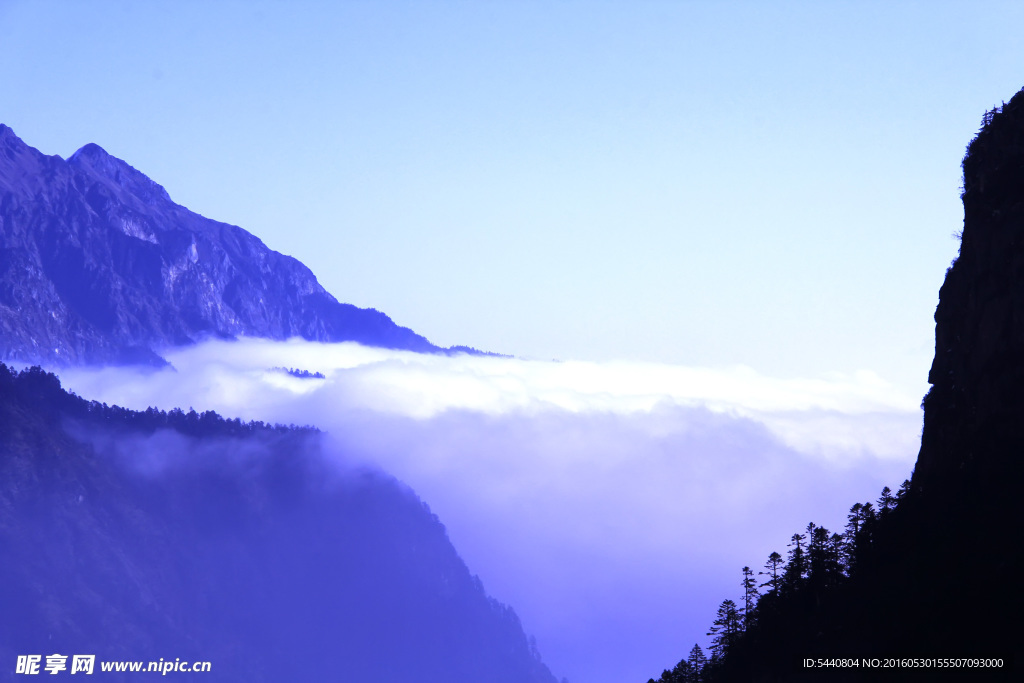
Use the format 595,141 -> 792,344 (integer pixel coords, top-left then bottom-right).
54,339 -> 923,683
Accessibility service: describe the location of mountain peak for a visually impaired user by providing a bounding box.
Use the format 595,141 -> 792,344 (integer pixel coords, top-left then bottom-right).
67,141 -> 172,205
68,141 -> 111,161
0,124 -> 34,161
0,124 -> 53,196
0,127 -> 441,365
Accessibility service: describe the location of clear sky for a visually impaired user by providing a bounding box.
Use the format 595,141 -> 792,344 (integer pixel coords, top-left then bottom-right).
4,0 -> 1024,396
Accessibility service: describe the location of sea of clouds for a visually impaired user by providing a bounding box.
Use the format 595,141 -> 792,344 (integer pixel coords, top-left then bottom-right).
55,338 -> 923,683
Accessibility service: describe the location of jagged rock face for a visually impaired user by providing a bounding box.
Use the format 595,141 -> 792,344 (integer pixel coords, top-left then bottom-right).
0,125 -> 437,365
916,89 -> 1024,495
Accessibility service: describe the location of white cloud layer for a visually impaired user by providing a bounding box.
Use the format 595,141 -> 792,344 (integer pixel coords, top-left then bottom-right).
54,338 -> 923,683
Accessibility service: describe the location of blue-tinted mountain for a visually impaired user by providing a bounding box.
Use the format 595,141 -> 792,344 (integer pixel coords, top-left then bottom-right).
0,124 -> 439,365
0,363 -> 557,683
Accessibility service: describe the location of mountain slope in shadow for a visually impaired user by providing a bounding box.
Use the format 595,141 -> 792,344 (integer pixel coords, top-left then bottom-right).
0,364 -> 557,683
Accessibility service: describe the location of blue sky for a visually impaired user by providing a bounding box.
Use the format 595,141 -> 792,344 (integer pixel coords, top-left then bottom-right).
4,1 -> 1023,394
4,2 -> 1024,681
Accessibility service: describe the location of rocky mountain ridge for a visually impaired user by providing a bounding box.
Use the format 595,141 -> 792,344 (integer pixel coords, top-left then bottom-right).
0,124 -> 439,365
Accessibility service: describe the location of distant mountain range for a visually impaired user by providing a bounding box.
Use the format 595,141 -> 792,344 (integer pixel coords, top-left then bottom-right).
0,124 -> 448,365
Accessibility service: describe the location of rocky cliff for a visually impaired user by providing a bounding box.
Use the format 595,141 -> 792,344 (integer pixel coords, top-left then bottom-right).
642,91 -> 1024,682
915,91 -> 1024,500
0,125 -> 438,365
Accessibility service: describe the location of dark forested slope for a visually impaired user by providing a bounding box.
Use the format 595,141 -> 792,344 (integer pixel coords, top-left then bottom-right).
0,364 -> 556,683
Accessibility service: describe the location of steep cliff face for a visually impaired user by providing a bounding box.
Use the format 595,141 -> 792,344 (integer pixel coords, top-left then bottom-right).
0,125 -> 438,365
643,94 -> 1024,683
817,93 -> 1024,674
916,91 -> 1024,498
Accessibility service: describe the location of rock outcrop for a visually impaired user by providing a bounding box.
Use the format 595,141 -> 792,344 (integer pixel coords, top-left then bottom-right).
0,125 -> 438,365
915,92 -> 1024,500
